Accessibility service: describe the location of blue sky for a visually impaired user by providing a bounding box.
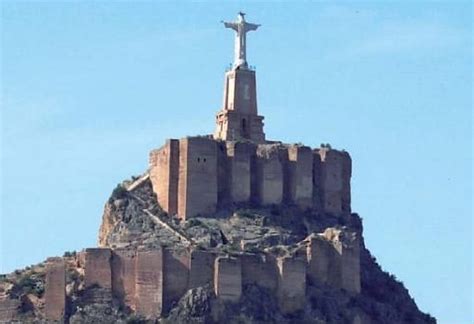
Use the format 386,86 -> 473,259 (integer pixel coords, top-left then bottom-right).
1,2 -> 471,323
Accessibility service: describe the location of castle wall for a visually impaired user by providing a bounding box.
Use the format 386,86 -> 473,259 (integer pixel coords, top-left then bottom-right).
163,248 -> 190,312
241,254 -> 278,292
312,152 -> 323,210
340,242 -> 361,294
341,152 -> 352,213
149,139 -> 180,216
111,249 -> 136,310
85,248 -> 112,290
317,149 -> 352,215
149,138 -> 352,218
44,258 -> 65,321
254,145 -> 283,205
135,249 -> 163,318
277,256 -> 306,314
189,250 -> 216,289
306,236 -> 332,285
178,137 -> 218,219
214,256 -> 242,302
226,142 -> 254,203
288,145 -> 313,208
307,230 -> 361,294
217,142 -> 230,205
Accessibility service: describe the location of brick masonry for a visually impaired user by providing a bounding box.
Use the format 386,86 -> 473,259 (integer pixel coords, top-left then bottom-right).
277,256 -> 307,314
150,138 -> 351,220
33,232 -> 360,320
44,257 -> 66,321
214,256 -> 242,302
163,248 -> 190,312
85,248 -> 112,290
135,249 -> 163,318
189,250 -> 216,289
111,249 -> 137,309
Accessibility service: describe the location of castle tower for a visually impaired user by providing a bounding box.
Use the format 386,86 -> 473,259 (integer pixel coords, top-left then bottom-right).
214,13 -> 266,143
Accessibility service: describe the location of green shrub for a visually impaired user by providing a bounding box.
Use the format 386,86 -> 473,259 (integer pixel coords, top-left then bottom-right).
109,184 -> 128,203
15,275 -> 44,297
63,251 -> 76,257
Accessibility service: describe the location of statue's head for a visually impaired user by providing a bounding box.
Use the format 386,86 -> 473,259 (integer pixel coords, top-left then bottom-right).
237,12 -> 246,22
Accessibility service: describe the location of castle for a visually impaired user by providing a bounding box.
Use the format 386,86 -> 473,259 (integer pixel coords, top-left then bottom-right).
149,12 -> 352,220
0,13 -> 363,323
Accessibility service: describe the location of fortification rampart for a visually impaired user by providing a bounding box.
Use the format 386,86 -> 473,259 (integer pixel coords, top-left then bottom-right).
44,257 -> 66,321
150,138 -> 351,220
37,229 -> 359,320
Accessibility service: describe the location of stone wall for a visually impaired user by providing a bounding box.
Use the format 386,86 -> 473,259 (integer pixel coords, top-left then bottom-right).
240,253 -> 278,292
135,249 -> 163,318
150,137 -> 352,219
189,250 -> 216,289
44,257 -> 66,321
288,145 -> 313,208
317,148 -> 352,215
226,142 -> 254,203
85,248 -> 112,290
178,137 -> 218,219
277,256 -> 306,314
111,249 -> 136,310
214,256 -> 242,302
323,229 -> 361,294
163,248 -> 190,312
34,236 -> 360,320
254,145 -> 284,205
149,139 -> 180,215
306,236 -> 332,285
306,229 -> 361,294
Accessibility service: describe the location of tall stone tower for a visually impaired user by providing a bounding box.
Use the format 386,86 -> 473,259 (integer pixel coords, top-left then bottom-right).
214,12 -> 266,143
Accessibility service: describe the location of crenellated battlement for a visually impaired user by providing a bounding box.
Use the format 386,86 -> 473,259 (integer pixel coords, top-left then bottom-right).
150,138 -> 351,220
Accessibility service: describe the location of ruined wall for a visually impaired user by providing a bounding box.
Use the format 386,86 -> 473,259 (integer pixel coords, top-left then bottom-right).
178,137 -> 218,219
85,248 -> 112,289
277,256 -> 306,314
214,256 -> 242,302
323,229 -> 360,294
254,145 -> 283,205
189,250 -> 216,289
163,248 -> 190,312
241,253 -> 278,292
149,139 -> 180,216
44,257 -> 65,321
288,145 -> 313,208
339,242 -> 360,294
306,236 -> 332,285
135,249 -> 163,319
111,249 -> 136,309
307,230 -> 361,294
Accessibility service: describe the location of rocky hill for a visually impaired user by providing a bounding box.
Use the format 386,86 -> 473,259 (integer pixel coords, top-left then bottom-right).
0,174 -> 436,323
